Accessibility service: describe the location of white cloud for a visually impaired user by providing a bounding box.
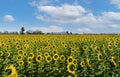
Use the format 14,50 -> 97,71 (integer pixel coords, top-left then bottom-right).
30,26 -> 64,33
3,15 -> 15,22
31,2 -> 120,32
110,24 -> 120,28
36,4 -> 92,24
110,0 -> 120,9
29,0 -> 59,6
77,28 -> 93,34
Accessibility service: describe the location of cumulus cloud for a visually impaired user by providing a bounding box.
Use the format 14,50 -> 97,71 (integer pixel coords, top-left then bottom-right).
30,1 -> 120,32
36,4 -> 92,24
110,0 -> 120,9
3,15 -> 15,22
30,26 -> 64,33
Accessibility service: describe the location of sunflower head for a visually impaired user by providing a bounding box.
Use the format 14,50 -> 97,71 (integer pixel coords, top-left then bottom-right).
0,51 -> 3,57
45,55 -> 52,63
60,55 -> 66,62
36,55 -> 43,63
18,60 -> 24,66
108,45 -> 113,51
80,61 -> 85,67
67,63 -> 76,75
18,50 -> 24,56
28,52 -> 34,59
27,57 -> 33,64
67,56 -> 74,63
53,54 -> 59,61
17,55 -> 23,61
97,53 -> 102,61
6,51 -> 11,57
82,45 -> 88,51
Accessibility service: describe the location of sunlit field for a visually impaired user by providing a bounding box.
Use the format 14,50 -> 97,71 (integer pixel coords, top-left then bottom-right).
0,34 -> 120,77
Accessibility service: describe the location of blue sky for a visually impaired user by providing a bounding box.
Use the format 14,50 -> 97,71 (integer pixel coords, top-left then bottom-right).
0,0 -> 120,33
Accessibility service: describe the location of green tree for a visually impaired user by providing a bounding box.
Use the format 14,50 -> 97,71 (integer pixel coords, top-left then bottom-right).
20,27 -> 25,34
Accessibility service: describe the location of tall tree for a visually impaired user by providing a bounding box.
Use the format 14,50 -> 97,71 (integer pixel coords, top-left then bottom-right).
20,27 -> 25,34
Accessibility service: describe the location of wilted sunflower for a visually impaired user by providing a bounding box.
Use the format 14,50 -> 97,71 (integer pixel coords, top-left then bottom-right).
67,62 -> 76,75
53,54 -> 59,61
60,55 -> 66,62
0,51 -> 3,57
36,55 -> 43,63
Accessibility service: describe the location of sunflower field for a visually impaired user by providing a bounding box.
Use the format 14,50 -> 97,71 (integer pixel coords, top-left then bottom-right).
0,34 -> 120,77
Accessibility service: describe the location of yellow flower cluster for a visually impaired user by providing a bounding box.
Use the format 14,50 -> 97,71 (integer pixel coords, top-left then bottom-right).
0,34 -> 119,76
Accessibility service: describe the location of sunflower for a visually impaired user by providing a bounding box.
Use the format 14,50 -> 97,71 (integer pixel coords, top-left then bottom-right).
5,65 -> 18,77
80,61 -> 85,67
44,52 -> 49,57
45,55 -> 52,63
18,50 -> 24,56
73,59 -> 77,65
15,41 -> 20,45
82,45 -> 88,51
6,51 -> 10,57
94,46 -> 100,51
108,45 -> 113,51
86,58 -> 91,67
60,55 -> 66,62
6,45 -> 11,49
108,41 -> 112,46
52,50 -> 58,54
53,54 -> 59,61
28,52 -> 34,59
110,56 -> 117,67
23,52 -> 27,58
16,45 -> 21,50
67,56 -> 74,63
63,44 -> 67,48
67,62 -> 76,75
114,41 -> 118,47
0,51 -> 3,57
36,55 -> 43,63
27,57 -> 33,64
70,47 -> 75,52
97,53 -> 102,61
18,60 -> 24,66
29,47 -> 34,51
17,55 -> 23,61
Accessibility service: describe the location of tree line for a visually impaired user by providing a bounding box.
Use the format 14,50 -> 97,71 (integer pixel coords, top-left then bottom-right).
0,27 -> 73,35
